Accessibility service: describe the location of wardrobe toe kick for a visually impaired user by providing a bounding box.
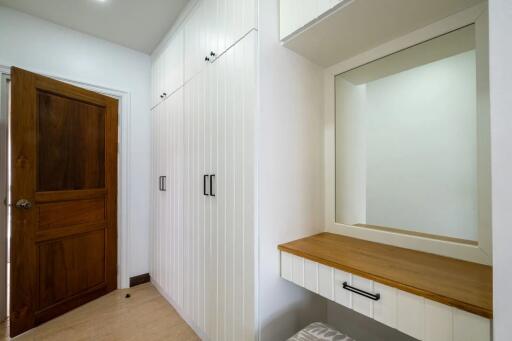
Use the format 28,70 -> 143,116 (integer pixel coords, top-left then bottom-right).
279,233 -> 492,341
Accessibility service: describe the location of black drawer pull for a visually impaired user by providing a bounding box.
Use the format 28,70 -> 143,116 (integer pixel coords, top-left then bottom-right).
342,282 -> 380,301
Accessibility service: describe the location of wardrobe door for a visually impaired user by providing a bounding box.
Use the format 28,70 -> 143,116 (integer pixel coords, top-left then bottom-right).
163,29 -> 185,97
184,0 -> 211,83
209,0 -> 257,57
161,98 -> 171,296
151,55 -> 163,108
150,107 -> 158,281
208,30 -> 257,341
151,102 -> 165,288
204,54 -> 217,340
167,88 -> 184,306
183,67 -> 208,329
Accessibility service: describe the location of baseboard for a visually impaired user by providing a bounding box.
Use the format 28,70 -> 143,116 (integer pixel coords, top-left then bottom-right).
129,273 -> 150,287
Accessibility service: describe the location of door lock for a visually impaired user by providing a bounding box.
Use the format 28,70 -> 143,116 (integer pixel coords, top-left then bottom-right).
15,199 -> 33,210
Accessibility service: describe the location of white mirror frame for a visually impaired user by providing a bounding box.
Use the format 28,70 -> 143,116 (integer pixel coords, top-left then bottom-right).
324,3 -> 491,265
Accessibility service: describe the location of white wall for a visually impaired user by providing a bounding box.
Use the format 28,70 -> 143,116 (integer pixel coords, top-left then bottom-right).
489,0 -> 512,340
0,6 -> 152,282
258,0 -> 327,340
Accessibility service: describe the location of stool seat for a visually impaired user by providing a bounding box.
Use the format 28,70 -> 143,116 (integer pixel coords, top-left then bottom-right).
287,322 -> 355,341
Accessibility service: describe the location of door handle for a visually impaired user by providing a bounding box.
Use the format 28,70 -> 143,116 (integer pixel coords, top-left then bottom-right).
210,174 -> 216,197
158,176 -> 166,191
15,199 -> 32,210
161,176 -> 166,191
203,175 -> 210,196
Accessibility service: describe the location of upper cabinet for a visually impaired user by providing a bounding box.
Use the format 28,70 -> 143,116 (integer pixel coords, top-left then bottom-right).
280,0 -> 344,40
183,0 -> 211,83
280,1 -> 487,67
151,29 -> 184,107
184,0 -> 257,82
152,0 -> 257,105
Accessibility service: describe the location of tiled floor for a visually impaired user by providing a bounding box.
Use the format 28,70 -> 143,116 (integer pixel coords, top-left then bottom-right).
0,283 -> 199,341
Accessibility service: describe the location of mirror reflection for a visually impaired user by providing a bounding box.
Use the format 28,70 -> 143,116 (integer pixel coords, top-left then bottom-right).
335,25 -> 490,243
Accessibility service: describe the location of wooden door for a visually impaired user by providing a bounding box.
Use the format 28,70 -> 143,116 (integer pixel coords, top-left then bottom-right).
9,67 -> 118,337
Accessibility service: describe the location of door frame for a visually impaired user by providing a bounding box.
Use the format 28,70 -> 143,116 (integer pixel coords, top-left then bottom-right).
0,69 -> 8,322
0,65 -> 131,299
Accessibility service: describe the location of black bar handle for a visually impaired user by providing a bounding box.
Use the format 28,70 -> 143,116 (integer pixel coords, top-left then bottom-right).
158,176 -> 162,191
161,176 -> 166,191
204,175 -> 210,196
342,282 -> 380,301
210,174 -> 216,197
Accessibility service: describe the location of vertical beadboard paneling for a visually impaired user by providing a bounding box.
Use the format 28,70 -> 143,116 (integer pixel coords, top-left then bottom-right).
304,259 -> 318,293
184,0 -> 208,82
292,256 -> 305,287
397,290 -> 425,340
352,275 -> 373,318
242,33 -> 257,341
453,309 -> 491,341
281,252 -> 293,281
425,299 -> 453,341
318,264 -> 334,300
279,251 -> 491,341
232,37 -> 243,341
183,75 -> 193,320
334,269 -> 351,308
153,11 -> 257,340
373,282 -> 398,329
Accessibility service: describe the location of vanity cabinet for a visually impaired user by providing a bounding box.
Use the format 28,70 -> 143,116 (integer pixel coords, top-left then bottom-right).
279,233 -> 492,341
281,251 -> 491,341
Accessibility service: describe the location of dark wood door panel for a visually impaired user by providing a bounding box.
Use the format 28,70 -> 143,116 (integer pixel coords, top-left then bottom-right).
38,198 -> 105,230
10,67 -> 118,337
37,90 -> 105,191
35,188 -> 106,203
37,229 -> 106,310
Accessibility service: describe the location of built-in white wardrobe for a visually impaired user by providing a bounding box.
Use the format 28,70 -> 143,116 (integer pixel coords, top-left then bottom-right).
150,0 -> 257,339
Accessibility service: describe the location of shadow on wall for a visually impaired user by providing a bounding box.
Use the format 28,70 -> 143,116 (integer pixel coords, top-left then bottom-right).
327,301 -> 417,341
260,288 -> 328,341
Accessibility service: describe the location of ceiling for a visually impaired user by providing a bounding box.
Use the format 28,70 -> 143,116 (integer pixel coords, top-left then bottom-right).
0,0 -> 190,54
284,0 -> 486,67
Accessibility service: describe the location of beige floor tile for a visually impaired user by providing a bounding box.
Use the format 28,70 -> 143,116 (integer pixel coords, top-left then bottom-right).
0,284 -> 199,341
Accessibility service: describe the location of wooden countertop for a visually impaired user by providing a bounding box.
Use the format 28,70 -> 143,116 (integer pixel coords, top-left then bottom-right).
278,232 -> 492,318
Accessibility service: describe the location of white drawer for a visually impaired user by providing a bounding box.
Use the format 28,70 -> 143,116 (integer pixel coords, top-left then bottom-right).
280,251 -> 491,341
334,269 -> 351,308
318,263 -> 334,300
351,275 -> 374,317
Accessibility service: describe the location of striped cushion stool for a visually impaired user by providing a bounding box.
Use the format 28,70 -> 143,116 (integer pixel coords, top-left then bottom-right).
287,322 -> 355,341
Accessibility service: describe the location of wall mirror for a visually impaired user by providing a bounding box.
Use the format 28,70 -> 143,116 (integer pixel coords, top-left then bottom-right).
334,24 -> 491,247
